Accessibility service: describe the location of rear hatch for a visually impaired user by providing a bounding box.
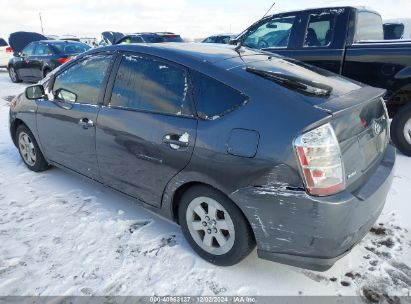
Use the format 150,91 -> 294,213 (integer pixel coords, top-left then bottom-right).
243,57 -> 389,190
8,31 -> 48,55
320,87 -> 389,189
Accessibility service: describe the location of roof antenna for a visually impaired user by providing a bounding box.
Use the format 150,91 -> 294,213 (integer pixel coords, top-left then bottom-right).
235,2 -> 275,52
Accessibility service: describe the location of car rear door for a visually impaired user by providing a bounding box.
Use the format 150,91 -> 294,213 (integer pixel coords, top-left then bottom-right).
30,42 -> 51,79
36,53 -> 115,180
289,8 -> 350,74
14,42 -> 36,78
96,52 -> 197,207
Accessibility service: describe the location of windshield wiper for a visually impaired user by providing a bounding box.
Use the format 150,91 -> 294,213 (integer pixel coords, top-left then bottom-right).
246,67 -> 333,97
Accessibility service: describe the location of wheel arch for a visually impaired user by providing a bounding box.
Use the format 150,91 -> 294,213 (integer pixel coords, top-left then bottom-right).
167,180 -> 255,240
387,83 -> 411,118
10,118 -> 27,146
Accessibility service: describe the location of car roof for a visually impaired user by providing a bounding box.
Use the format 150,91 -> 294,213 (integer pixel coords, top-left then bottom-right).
267,6 -> 380,16
91,42 -> 266,66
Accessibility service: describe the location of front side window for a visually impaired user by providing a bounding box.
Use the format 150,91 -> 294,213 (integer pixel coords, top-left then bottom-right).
304,13 -> 336,47
355,12 -> 384,42
22,43 -> 35,56
243,15 -> 296,49
110,54 -> 192,116
53,54 -> 112,104
190,70 -> 248,120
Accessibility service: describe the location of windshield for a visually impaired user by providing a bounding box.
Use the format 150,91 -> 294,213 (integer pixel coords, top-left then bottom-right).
243,16 -> 296,49
49,42 -> 91,54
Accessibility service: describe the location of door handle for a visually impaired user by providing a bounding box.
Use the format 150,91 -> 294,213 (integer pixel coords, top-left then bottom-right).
163,133 -> 190,149
78,118 -> 94,129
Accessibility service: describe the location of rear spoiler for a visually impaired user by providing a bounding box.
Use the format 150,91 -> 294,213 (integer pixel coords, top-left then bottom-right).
314,86 -> 386,116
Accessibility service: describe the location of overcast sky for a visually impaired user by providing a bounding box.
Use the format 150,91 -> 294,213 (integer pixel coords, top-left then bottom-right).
2,0 -> 411,41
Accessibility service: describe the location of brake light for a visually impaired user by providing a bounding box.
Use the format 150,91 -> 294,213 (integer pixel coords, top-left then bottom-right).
58,57 -> 70,64
6,47 -> 13,53
294,123 -> 345,196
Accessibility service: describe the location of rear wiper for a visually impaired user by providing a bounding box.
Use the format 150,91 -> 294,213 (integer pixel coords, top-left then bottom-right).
246,67 -> 333,97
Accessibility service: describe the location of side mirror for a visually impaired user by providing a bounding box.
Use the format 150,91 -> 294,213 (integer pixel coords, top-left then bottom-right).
229,38 -> 238,45
25,85 -> 45,100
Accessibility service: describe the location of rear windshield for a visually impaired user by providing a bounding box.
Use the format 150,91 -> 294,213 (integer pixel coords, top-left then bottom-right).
384,23 -> 404,39
49,42 -> 90,54
142,35 -> 163,43
245,58 -> 362,102
0,38 -> 8,47
160,35 -> 183,42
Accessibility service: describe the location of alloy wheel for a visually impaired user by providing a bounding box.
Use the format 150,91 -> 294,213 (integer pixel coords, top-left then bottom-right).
9,67 -> 17,82
404,118 -> 411,145
186,196 -> 235,255
18,132 -> 36,166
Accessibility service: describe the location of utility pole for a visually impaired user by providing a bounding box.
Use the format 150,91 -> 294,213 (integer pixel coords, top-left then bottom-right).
39,12 -> 44,34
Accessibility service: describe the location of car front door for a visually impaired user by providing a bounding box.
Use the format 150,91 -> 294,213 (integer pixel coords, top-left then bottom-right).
36,53 -> 114,180
96,52 -> 197,207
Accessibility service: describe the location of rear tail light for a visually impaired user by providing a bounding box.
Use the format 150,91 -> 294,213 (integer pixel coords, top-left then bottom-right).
6,47 -> 13,53
294,123 -> 345,196
58,57 -> 71,65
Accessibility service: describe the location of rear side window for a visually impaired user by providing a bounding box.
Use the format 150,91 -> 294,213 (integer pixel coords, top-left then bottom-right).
110,54 -> 192,116
22,43 -> 35,56
190,70 -> 248,120
53,54 -> 112,104
0,38 -> 8,47
304,13 -> 336,47
34,43 -> 50,55
355,12 -> 384,41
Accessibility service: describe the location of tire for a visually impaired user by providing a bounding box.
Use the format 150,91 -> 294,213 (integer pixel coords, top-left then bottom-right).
390,103 -> 411,157
178,185 -> 255,266
8,66 -> 22,83
16,125 -> 50,172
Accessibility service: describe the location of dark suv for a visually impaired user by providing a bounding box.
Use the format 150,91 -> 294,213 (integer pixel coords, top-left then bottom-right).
115,32 -> 183,44
10,43 -> 395,271
8,40 -> 90,83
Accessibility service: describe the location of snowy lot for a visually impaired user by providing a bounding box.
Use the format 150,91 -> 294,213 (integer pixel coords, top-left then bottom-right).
0,68 -> 410,300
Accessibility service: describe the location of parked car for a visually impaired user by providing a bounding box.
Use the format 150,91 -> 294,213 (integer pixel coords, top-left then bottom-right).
7,39 -> 90,83
201,34 -> 238,44
115,32 -> 184,44
231,6 -> 411,156
9,43 -> 395,271
0,37 -> 13,68
384,19 -> 411,40
99,31 -> 125,46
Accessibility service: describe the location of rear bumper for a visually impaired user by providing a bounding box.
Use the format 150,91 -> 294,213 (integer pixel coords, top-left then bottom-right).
230,144 -> 395,271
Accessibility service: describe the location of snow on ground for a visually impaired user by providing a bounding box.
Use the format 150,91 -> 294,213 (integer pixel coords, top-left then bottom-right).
0,68 -> 410,300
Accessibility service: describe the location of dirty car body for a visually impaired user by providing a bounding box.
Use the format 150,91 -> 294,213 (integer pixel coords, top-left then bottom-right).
9,43 -> 395,270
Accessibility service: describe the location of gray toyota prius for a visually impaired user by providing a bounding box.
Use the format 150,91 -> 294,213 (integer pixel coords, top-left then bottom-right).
9,43 -> 395,271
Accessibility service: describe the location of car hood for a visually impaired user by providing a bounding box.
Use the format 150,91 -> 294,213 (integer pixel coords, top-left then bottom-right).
9,31 -> 48,54
101,31 -> 124,45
